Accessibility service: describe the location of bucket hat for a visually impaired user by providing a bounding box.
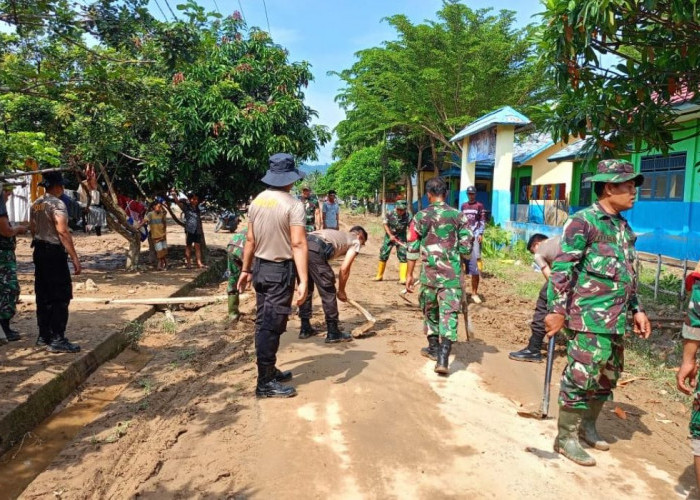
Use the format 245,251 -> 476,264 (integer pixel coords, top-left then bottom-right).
261,153 -> 305,187
395,200 -> 407,209
586,159 -> 644,186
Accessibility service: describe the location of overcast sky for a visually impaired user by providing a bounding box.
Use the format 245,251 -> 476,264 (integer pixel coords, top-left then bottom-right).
152,1 -> 544,164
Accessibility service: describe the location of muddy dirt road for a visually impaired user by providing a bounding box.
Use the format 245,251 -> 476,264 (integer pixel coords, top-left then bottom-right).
7,216 -> 698,499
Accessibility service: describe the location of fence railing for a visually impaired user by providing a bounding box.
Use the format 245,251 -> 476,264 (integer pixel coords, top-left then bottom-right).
636,252 -> 695,311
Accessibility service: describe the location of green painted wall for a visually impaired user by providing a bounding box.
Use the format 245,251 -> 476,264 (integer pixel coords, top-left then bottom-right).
629,118 -> 700,202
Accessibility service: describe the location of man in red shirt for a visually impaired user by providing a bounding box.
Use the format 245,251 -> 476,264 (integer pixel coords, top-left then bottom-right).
460,186 -> 486,303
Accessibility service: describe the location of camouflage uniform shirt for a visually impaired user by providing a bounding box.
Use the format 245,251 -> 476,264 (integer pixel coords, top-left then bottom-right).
547,202 -> 641,334
383,210 -> 410,240
300,195 -> 319,233
407,201 -> 473,289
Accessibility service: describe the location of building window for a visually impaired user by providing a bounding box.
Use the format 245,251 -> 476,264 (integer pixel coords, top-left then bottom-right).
639,153 -> 686,201
579,172 -> 592,206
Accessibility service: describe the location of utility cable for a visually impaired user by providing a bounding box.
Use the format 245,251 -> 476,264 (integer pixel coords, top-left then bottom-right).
262,0 -> 271,34
152,0 -> 169,21
162,0 -> 179,21
212,0 -> 222,16
236,0 -> 246,22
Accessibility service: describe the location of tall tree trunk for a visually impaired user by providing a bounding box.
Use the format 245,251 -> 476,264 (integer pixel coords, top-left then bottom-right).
77,164 -> 142,271
430,136 -> 439,175
416,144 -> 424,210
405,174 -> 413,215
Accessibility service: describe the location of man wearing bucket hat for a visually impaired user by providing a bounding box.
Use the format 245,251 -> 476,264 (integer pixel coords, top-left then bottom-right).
0,183 -> 29,344
545,159 -> 651,466
237,153 -> 308,398
31,171 -> 82,353
372,199 -> 410,283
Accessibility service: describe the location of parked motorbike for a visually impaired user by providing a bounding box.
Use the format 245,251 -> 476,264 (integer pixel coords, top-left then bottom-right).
215,210 -> 240,233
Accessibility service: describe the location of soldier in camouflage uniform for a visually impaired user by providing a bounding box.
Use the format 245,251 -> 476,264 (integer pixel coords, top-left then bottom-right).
0,183 -> 28,344
373,200 -> 411,283
545,159 -> 651,467
406,177 -> 472,375
676,261 -> 700,490
226,227 -> 248,320
299,186 -> 319,233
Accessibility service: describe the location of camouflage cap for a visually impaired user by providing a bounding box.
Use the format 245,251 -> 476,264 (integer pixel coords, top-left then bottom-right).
586,159 -> 644,186
395,200 -> 407,209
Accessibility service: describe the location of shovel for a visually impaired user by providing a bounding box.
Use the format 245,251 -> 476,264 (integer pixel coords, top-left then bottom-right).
517,335 -> 556,419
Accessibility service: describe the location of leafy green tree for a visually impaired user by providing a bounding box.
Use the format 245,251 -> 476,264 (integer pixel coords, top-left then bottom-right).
334,145 -> 401,201
539,0 -> 700,155
0,2 -> 330,269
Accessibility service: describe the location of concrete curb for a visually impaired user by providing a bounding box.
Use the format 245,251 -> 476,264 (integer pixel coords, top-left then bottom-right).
0,258 -> 226,455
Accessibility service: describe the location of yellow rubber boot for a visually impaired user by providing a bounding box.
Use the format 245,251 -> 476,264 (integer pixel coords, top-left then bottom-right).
399,263 -> 408,284
372,261 -> 386,281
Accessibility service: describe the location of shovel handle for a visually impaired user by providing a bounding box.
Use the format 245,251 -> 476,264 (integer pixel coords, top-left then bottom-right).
541,335 -> 556,417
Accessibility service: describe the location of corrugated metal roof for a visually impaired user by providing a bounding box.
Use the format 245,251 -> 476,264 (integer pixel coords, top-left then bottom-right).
513,133 -> 554,165
450,106 -> 532,143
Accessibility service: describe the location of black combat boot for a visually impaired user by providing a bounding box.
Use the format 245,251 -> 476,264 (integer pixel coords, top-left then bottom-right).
325,320 -> 352,344
420,335 -> 439,361
298,318 -> 318,339
508,347 -> 543,363
255,365 -> 297,398
47,337 -> 81,353
435,338 -> 452,375
0,319 -> 20,341
273,367 -> 293,382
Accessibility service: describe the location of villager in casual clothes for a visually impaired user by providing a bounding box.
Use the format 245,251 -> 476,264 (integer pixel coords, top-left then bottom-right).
545,159 -> 651,467
373,200 -> 410,284
171,191 -> 205,268
509,233 -> 561,362
141,199 -> 168,270
237,153 -> 309,398
460,185 -> 486,303
298,227 -> 367,342
30,172 -> 82,353
0,184 -> 28,344
322,190 -> 340,230
406,177 -> 473,376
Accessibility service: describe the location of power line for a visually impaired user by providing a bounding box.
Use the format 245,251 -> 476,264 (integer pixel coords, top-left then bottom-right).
152,0 -> 169,21
162,0 -> 179,21
236,0 -> 246,22
212,0 -> 222,16
262,0 -> 271,34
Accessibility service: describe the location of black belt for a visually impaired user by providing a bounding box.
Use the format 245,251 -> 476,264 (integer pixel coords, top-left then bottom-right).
31,239 -> 63,249
307,235 -> 334,260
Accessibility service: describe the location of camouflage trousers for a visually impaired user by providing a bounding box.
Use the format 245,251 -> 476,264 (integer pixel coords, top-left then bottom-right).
0,249 -> 19,320
419,285 -> 461,341
379,235 -> 406,263
690,378 -> 700,440
558,330 -> 623,410
227,257 -> 242,295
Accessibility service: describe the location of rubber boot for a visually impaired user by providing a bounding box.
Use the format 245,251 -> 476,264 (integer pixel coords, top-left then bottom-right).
256,365 -> 297,398
434,338 -> 452,375
325,320 -> 353,344
420,335 -> 439,361
228,294 -> 240,321
0,318 -> 20,341
554,407 -> 596,466
372,261 -> 386,281
398,263 -> 408,284
298,318 -> 318,339
579,400 -> 610,451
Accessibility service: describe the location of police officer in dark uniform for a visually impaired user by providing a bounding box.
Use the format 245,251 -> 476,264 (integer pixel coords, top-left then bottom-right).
30,171 -> 82,353
237,153 -> 308,398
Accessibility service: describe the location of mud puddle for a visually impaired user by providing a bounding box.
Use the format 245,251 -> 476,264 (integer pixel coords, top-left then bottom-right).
0,348 -> 152,499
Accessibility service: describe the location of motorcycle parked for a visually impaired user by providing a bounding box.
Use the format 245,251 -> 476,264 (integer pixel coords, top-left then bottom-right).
215,210 -> 240,233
